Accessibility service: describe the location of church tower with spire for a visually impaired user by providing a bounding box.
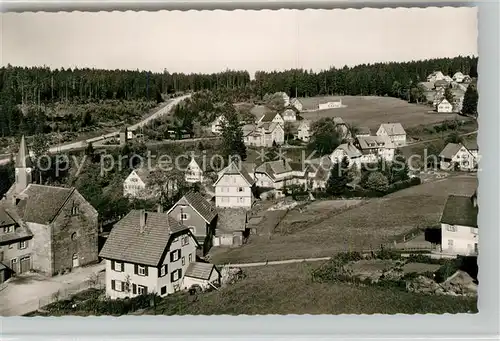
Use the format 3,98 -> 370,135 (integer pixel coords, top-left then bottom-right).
14,135 -> 33,195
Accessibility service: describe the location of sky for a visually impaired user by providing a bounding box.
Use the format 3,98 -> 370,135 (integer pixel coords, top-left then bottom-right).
1,7 -> 478,77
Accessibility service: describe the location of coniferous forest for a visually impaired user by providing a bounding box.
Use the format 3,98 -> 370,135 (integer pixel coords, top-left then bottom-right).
0,56 -> 477,138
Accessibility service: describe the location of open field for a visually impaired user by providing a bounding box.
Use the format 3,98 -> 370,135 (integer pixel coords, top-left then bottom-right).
299,96 -> 462,130
150,262 -> 476,315
209,175 -> 477,264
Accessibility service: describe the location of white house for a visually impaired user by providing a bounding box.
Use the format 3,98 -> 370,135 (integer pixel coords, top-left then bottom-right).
214,161 -> 255,208
290,98 -> 303,112
305,156 -> 333,190
440,192 -> 478,256
452,72 -> 465,83
243,122 -> 284,147
437,98 -> 453,113
376,123 -> 407,147
211,115 -> 227,135
282,108 -> 297,122
99,210 -> 220,299
297,120 -> 311,142
318,99 -> 342,110
257,112 -> 284,125
356,136 -> 396,163
184,158 -> 204,184
123,169 -> 150,199
427,71 -> 445,83
439,143 -> 477,171
330,143 -> 362,167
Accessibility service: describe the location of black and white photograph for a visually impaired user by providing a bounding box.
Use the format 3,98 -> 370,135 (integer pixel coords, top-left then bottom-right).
0,6 -> 479,316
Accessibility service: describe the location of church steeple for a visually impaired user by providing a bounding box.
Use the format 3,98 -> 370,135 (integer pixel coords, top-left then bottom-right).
14,135 -> 33,195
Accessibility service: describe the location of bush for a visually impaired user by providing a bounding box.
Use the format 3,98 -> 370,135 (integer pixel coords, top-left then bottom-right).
434,259 -> 461,283
365,172 -> 389,192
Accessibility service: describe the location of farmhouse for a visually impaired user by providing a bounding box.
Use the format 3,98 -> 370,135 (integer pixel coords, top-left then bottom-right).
99,209 -> 220,299
297,120 -> 311,142
427,71 -> 445,83
356,136 -> 396,163
214,161 -> 255,209
275,92 -> 290,107
1,136 -> 99,281
330,142 -> 362,167
282,108 -> 298,122
437,99 -> 453,113
167,191 -> 218,251
439,143 -> 477,171
290,98 -> 303,111
253,160 -> 307,189
452,72 -> 467,83
257,112 -> 284,125
440,191 -> 478,257
376,123 -> 406,147
184,157 -> 204,184
318,99 -> 342,110
211,115 -> 227,135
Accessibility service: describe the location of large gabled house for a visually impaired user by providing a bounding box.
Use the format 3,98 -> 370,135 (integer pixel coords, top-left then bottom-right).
290,98 -> 303,112
356,136 -> 396,163
282,107 -> 298,122
123,168 -> 177,200
167,191 -> 218,253
440,191 -> 478,257
214,161 -> 255,209
437,99 -> 453,113
297,120 -> 311,142
253,160 -> 307,189
99,209 -> 220,299
243,122 -> 285,147
439,143 -> 477,171
376,123 -> 407,147
257,112 -> 284,125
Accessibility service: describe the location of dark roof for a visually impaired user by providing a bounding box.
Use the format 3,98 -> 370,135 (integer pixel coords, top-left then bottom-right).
16,185 -> 75,225
15,135 -> 32,168
216,208 -> 248,233
260,112 -> 280,123
215,161 -> 255,187
185,262 -> 218,280
464,140 -> 478,151
440,195 -> 478,227
356,127 -> 371,135
99,210 -> 193,266
182,191 -> 217,223
0,201 -> 33,245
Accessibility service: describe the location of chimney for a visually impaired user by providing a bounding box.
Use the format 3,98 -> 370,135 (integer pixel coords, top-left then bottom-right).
157,204 -> 163,213
139,209 -> 147,233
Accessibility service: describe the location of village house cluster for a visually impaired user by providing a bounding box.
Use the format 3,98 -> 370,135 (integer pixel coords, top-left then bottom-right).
420,71 -> 473,113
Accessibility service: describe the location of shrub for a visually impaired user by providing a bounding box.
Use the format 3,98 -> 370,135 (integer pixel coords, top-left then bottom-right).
434,259 -> 461,283
365,172 -> 389,192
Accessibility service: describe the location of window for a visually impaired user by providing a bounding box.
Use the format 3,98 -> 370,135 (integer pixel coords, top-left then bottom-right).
238,197 -> 244,203
446,225 -> 457,232
448,239 -> 454,248
3,226 -> 14,233
18,241 -> 28,250
112,261 -> 124,272
137,285 -> 147,295
11,258 -> 17,269
134,264 -> 148,276
238,187 -> 244,192
180,213 -> 188,220
188,253 -> 192,263
181,236 -> 190,246
70,202 -> 80,216
111,280 -> 124,292
173,237 -> 179,243
160,286 -> 167,295
170,250 -> 181,262
182,256 -> 185,266
160,264 -> 168,277
171,269 -> 182,282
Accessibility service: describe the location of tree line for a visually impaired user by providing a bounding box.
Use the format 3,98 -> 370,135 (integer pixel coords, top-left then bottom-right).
0,56 -> 477,138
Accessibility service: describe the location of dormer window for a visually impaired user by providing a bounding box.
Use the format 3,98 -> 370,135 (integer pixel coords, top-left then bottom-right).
3,226 -> 14,233
71,202 -> 80,216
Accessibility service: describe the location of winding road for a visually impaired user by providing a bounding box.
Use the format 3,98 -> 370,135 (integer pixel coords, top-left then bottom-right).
0,94 -> 191,166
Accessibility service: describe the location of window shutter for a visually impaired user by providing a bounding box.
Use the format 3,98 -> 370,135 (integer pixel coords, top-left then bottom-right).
170,251 -> 174,262
144,266 -> 149,276
132,284 -> 137,294
165,264 -> 168,274
134,264 -> 138,275
111,280 -> 116,290
144,286 -> 148,295
178,249 -> 181,259
111,260 -> 115,271
18,242 -> 21,250
179,269 -> 182,278
170,272 -> 175,282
